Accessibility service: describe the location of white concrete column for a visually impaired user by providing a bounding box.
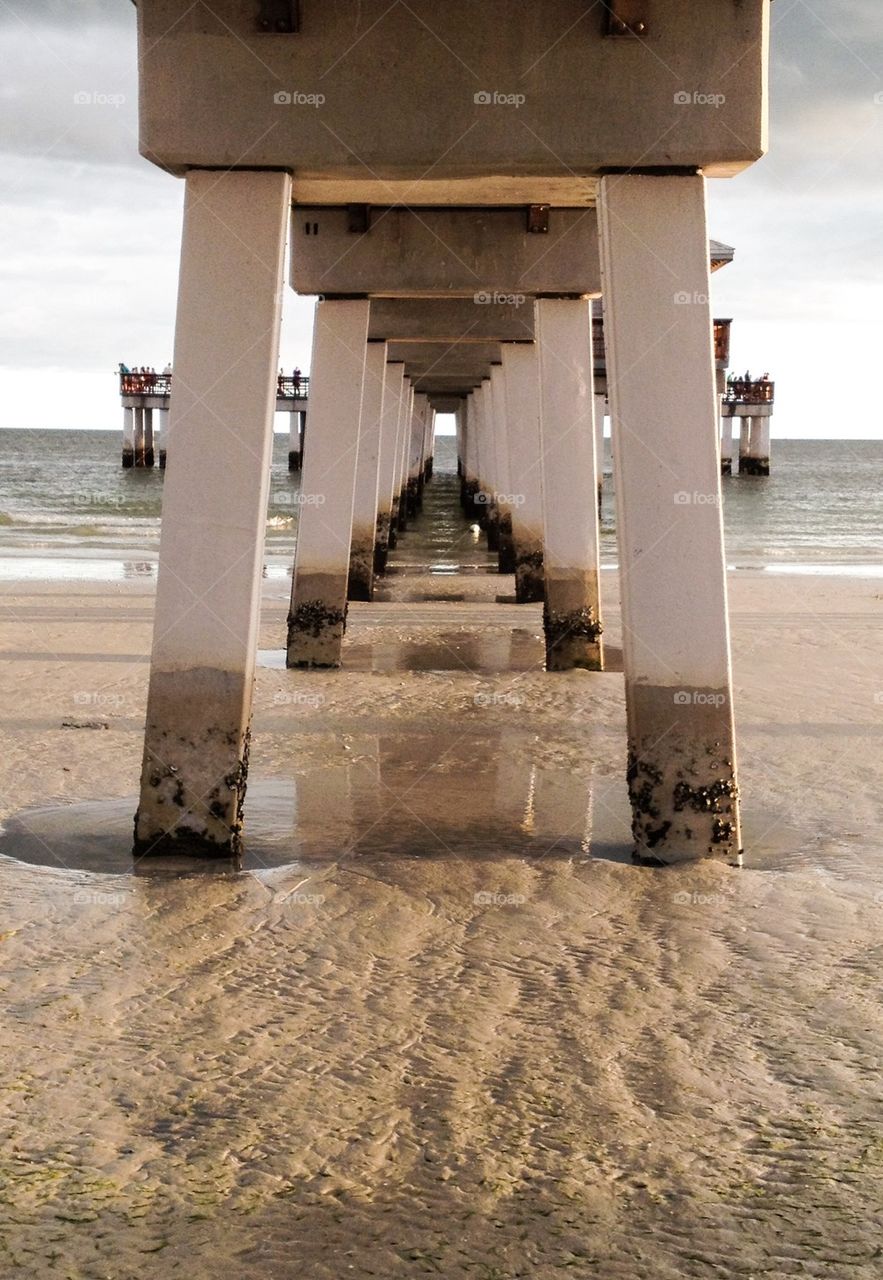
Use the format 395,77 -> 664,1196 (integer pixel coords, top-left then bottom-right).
489,364 -> 516,575
348,340 -> 386,601
720,406 -> 734,475
742,414 -> 771,475
134,169 -> 289,858
376,360 -> 405,569
463,398 -> 480,518
422,400 -> 436,482
132,407 -> 145,467
407,393 -> 427,516
396,381 -> 413,531
594,391 -> 606,510
157,407 -> 169,469
476,381 -> 499,548
287,299 -> 370,666
288,410 -> 302,471
502,344 -> 544,602
122,406 -> 135,468
535,298 -> 604,671
141,407 -> 155,468
739,416 -> 751,470
598,172 -> 741,865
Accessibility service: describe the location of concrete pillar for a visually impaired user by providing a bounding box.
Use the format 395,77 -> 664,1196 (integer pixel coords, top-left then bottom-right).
287,299 -> 369,666
132,407 -> 145,467
502,344 -> 544,602
598,172 -> 741,865
594,391 -> 606,511
741,415 -> 770,476
406,393 -> 426,516
288,410 -> 302,471
122,406 -> 135,468
720,406 -> 734,475
141,407 -> 155,468
134,169 -> 289,858
422,401 -> 435,482
739,416 -> 751,470
396,382 -> 413,531
535,298 -> 604,671
376,361 -> 404,570
463,398 -> 480,519
477,381 -> 499,548
347,340 -> 386,601
157,407 -> 169,469
490,365 -> 516,575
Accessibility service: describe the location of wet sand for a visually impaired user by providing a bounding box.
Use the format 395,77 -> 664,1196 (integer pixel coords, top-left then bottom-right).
1,473 -> 882,1278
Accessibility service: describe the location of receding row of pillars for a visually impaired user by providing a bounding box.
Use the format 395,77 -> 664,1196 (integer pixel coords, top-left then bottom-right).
133,167 -> 742,870
122,406 -> 167,469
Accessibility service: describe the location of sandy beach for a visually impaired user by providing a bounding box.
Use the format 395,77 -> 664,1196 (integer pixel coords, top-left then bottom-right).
1,553 -> 882,1278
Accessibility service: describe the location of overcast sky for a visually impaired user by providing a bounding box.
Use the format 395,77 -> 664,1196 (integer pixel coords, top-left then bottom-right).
0,1 -> 880,437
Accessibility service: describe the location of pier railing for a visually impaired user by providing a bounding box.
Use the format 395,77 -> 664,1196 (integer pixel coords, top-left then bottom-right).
724,378 -> 775,405
119,371 -> 310,399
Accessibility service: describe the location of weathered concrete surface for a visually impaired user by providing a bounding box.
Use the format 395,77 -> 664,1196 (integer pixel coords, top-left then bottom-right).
137,0 -> 768,190
598,173 -> 741,864
543,571 -> 603,672
135,169 -> 289,856
291,207 -> 601,298
288,299 -> 370,668
370,299 -> 534,344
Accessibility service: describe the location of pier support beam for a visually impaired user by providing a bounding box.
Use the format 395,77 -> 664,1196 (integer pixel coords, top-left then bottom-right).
502,344 -> 544,602
288,410 -> 303,471
347,341 -> 385,601
287,299 -> 369,667
720,406 -> 734,475
122,406 -> 135,468
740,413 -> 771,476
157,408 -> 168,469
141,408 -> 155,468
134,168 -> 289,858
536,299 -> 603,671
598,172 -> 741,865
490,364 -> 516,575
594,392 -> 606,511
377,361 -> 405,569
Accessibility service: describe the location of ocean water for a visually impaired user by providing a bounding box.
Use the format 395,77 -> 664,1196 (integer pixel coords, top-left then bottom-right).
0,429 -> 880,576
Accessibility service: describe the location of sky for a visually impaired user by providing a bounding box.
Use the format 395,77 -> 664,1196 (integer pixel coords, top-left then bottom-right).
0,1 -> 880,438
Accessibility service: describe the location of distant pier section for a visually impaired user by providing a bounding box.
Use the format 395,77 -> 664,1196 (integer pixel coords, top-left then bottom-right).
118,368 -> 310,469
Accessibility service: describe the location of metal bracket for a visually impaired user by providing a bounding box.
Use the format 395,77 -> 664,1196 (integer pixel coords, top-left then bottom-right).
257,1 -> 300,33
527,204 -> 550,234
603,4 -> 647,38
347,204 -> 370,234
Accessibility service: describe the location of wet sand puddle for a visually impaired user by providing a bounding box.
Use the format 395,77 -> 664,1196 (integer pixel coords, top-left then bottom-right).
1,465 -> 882,1277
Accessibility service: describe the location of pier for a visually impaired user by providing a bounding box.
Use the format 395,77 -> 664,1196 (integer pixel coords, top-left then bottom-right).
119,369 -> 310,470
124,0 -> 772,867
